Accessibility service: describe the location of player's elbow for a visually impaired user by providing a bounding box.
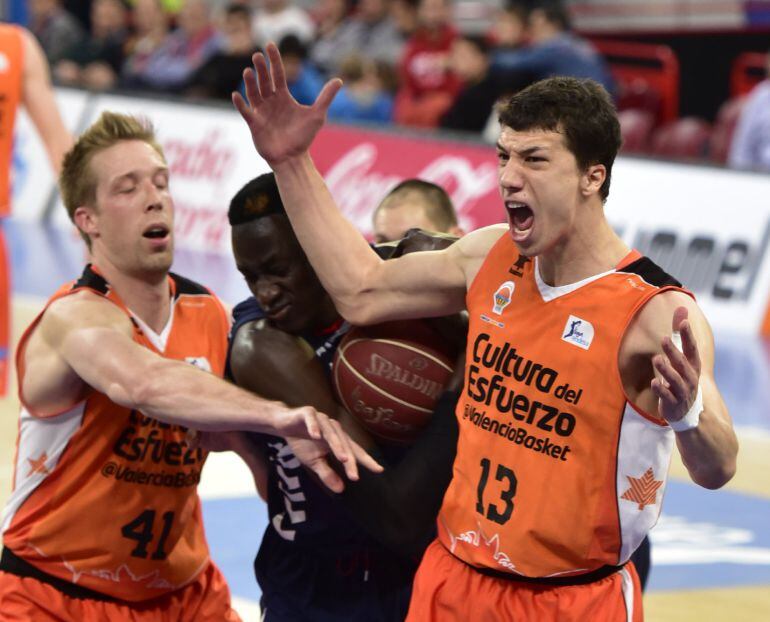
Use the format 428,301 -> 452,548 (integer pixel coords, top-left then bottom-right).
335,299 -> 380,326
690,458 -> 736,490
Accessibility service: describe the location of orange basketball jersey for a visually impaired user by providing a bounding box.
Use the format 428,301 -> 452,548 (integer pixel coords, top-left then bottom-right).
0,23 -> 23,216
1,264 -> 230,602
438,232 -> 690,579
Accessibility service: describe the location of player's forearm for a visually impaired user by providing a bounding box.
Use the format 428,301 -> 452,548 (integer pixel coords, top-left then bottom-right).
675,407 -> 738,489
113,357 -> 291,435
273,153 -> 384,318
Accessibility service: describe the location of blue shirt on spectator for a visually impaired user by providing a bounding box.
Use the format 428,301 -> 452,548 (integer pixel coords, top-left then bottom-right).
328,87 -> 394,124
492,33 -> 616,98
287,63 -> 326,106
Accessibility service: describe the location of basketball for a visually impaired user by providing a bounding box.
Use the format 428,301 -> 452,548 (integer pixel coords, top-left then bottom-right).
332,320 -> 456,444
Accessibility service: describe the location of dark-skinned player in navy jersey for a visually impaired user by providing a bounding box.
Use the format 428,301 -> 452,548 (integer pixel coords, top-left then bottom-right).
223,173 -> 465,622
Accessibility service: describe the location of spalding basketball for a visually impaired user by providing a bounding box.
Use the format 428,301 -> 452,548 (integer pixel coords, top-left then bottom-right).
332,320 -> 456,444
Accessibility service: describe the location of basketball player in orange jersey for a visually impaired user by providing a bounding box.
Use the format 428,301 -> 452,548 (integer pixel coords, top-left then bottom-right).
0,23 -> 73,395
233,44 -> 738,621
0,111 -> 379,621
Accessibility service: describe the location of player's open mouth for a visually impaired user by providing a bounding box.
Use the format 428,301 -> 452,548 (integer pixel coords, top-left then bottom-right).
142,224 -> 170,240
142,224 -> 171,247
505,201 -> 534,242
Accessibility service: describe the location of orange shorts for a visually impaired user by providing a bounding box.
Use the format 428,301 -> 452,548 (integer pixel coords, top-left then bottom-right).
0,223 -> 9,396
0,560 -> 242,622
406,540 -> 643,622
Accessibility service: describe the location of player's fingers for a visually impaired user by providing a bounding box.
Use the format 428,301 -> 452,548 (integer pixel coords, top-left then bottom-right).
302,408 -> 321,440
311,459 -> 345,494
680,319 -> 702,375
672,305 -> 689,332
232,90 -> 252,119
314,78 -> 343,113
661,337 -> 698,388
243,64 -> 261,107
316,412 -> 352,466
651,377 -> 677,404
254,50 -> 274,97
652,354 -> 688,402
350,441 -> 384,473
265,42 -> 287,91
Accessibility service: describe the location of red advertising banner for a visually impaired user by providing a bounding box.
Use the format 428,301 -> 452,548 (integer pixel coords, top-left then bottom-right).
310,124 -> 504,238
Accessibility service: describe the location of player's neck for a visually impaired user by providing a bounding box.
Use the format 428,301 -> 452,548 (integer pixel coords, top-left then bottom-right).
537,215 -> 628,287
92,259 -> 172,333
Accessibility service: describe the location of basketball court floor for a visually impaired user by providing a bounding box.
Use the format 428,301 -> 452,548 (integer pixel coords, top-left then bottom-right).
1,219 -> 769,621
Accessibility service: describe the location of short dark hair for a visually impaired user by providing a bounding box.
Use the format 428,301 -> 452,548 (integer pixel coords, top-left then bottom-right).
225,3 -> 251,20
278,34 -> 308,60
228,173 -> 286,226
529,0 -> 571,30
377,179 -> 458,230
498,76 -> 621,201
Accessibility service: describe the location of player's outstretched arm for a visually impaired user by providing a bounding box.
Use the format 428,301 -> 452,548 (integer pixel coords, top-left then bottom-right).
627,293 -> 738,489
21,27 -> 73,175
25,293 -> 380,491
234,43 -> 483,324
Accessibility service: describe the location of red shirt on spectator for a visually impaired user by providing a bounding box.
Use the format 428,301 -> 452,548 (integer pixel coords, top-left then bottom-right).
395,24 -> 460,127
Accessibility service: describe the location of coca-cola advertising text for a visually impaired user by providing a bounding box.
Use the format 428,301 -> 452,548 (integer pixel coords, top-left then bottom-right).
310,125 -> 504,237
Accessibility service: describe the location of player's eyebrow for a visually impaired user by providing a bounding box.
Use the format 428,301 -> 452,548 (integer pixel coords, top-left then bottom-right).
516,146 -> 548,157
495,144 -> 549,157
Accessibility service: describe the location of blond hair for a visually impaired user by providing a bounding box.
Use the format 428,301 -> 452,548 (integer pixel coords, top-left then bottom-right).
59,111 -> 165,247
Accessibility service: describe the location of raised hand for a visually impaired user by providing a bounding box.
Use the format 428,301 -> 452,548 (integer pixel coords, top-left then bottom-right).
650,306 -> 702,425
232,42 -> 342,167
278,405 -> 383,493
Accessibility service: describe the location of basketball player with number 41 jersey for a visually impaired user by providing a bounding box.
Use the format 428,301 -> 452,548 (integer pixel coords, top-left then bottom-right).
0,112 -> 379,621
233,44 -> 738,621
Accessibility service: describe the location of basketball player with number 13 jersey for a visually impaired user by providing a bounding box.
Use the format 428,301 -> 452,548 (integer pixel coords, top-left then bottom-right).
233,44 -> 738,621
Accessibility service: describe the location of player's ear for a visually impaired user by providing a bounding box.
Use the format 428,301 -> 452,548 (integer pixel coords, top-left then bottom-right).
74,206 -> 99,239
580,164 -> 606,198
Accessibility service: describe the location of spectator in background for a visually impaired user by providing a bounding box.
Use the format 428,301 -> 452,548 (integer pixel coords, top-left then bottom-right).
312,0 -> 406,77
394,0 -> 460,128
728,50 -> 770,172
28,0 -> 85,65
123,0 -> 220,92
279,35 -> 325,106
391,0 -> 419,40
327,55 -> 394,124
440,34 -> 526,133
186,3 -> 259,100
121,0 -> 170,88
308,0 -> 353,76
53,0 -> 130,91
489,0 -> 528,51
252,0 -> 315,48
492,0 -> 615,97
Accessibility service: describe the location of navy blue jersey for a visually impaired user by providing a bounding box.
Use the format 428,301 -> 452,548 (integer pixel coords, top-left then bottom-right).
228,296 -> 417,621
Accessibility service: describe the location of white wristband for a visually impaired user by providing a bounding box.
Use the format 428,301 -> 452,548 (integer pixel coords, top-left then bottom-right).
669,384 -> 703,432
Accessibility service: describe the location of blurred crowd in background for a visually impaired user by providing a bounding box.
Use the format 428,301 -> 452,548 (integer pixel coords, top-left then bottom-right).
13,0 -> 770,171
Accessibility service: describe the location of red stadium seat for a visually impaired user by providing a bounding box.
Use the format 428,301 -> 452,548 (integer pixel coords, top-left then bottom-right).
730,52 -> 767,97
616,80 -> 663,123
618,108 -> 656,154
709,96 -> 747,163
592,39 -> 680,124
650,117 -> 712,160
